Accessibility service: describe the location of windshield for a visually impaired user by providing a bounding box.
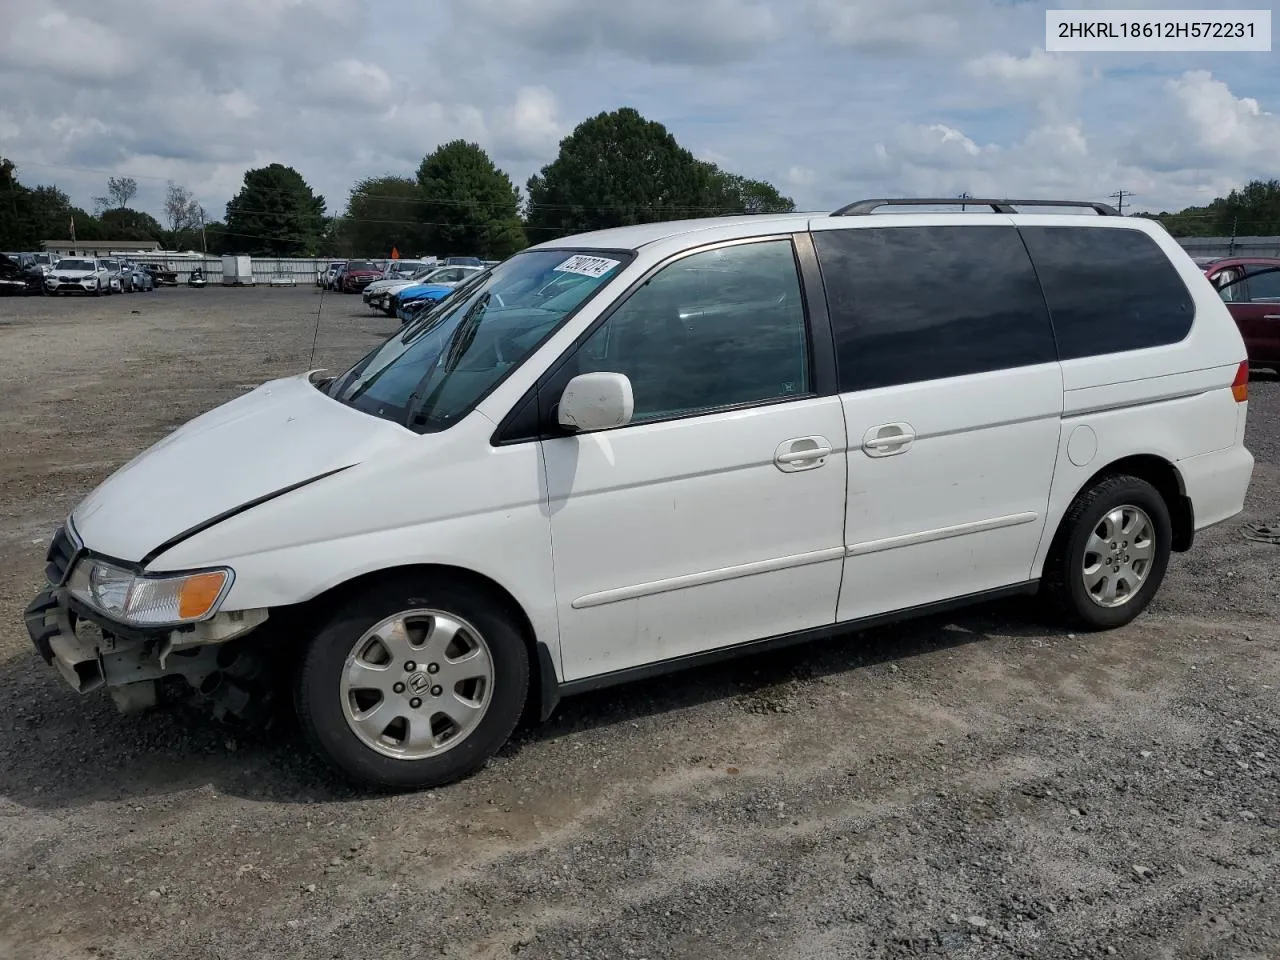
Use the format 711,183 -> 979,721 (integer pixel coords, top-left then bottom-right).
347,260 -> 376,272
57,259 -> 95,271
326,249 -> 630,432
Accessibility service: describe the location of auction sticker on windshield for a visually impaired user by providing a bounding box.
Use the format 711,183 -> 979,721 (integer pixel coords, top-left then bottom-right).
554,255 -> 621,278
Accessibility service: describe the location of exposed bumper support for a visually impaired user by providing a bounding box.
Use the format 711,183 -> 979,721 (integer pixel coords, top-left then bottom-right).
24,588 -> 271,718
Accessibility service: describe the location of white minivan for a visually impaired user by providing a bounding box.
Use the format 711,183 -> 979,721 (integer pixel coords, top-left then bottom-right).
26,198 -> 1255,789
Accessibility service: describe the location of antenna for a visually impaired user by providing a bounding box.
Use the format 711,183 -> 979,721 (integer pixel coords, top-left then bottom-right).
308,261 -> 326,368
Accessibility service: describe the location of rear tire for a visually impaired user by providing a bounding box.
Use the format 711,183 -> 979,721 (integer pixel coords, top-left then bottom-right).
295,574 -> 530,790
1042,474 -> 1172,631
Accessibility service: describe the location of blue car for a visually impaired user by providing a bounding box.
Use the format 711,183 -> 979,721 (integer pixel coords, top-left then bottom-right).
393,283 -> 456,322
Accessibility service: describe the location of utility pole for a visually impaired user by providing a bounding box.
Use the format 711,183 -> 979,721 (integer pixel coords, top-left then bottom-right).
958,191 -> 972,211
199,208 -> 208,255
1109,189 -> 1133,215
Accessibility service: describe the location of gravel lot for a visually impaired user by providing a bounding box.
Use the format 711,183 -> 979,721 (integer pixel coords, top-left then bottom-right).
0,287 -> 1276,960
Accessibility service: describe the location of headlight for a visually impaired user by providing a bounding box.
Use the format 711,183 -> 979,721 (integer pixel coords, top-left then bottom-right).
67,558 -> 233,626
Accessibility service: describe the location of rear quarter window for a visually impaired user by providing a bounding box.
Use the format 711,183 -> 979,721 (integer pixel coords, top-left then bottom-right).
1019,226 -> 1194,360
814,225 -> 1057,392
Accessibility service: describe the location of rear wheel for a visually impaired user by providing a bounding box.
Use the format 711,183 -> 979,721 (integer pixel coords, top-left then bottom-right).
1042,474 -> 1172,630
296,575 -> 530,790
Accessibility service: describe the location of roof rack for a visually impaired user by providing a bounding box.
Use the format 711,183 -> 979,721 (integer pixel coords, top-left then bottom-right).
831,198 -> 1121,217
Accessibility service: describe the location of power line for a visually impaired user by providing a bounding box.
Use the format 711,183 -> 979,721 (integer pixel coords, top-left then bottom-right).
1109,189 -> 1134,216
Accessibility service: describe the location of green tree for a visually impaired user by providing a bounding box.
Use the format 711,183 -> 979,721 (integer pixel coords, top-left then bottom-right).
99,207 -> 165,241
525,107 -> 724,238
335,175 -> 432,257
704,165 -> 796,214
1155,179 -> 1280,237
223,163 -> 326,255
415,141 -> 526,258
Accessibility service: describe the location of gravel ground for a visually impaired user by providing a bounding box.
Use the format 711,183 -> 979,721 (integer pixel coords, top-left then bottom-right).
0,287 -> 1276,960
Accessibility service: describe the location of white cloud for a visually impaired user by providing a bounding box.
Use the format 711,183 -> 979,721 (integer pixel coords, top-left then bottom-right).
786,167 -> 816,189
300,59 -> 395,110
0,0 -> 1274,225
218,90 -> 259,121
1166,70 -> 1280,162
963,47 -> 1086,114
497,87 -> 564,161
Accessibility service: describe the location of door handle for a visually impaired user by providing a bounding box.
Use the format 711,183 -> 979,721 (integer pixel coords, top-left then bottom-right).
862,422 -> 916,457
774,436 -> 832,472
1263,314 -> 1280,320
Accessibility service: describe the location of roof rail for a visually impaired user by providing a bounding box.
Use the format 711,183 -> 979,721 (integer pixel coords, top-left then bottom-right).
831,198 -> 1121,217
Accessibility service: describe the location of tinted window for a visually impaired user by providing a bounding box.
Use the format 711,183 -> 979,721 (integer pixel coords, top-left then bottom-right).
814,226 -> 1056,392
1020,226 -> 1193,360
567,240 -> 810,423
1245,266 -> 1280,301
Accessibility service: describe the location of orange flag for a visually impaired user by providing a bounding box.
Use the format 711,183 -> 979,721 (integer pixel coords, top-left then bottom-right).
390,247 -> 400,260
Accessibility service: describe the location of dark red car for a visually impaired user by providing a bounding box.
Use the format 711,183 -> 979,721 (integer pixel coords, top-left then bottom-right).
1200,256 -> 1280,374
336,259 -> 384,293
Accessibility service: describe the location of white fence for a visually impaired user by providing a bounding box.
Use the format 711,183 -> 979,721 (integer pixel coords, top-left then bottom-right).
1174,236 -> 1280,258
137,256 -> 335,284
129,237 -> 1280,285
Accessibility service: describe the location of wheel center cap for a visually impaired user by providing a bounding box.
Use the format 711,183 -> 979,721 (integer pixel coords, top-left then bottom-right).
406,672 -> 431,696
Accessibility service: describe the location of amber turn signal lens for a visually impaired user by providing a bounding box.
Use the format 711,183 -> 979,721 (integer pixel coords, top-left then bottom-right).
1231,360 -> 1249,403
177,571 -> 229,620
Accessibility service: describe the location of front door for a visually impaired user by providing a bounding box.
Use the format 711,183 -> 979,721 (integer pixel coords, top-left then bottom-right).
809,221 -> 1065,622
540,237 -> 849,682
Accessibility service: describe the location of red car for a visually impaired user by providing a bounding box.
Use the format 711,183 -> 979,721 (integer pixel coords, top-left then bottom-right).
1199,256 -> 1280,374
336,259 -> 384,293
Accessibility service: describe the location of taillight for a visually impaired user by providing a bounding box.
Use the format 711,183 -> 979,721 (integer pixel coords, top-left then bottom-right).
1232,360 -> 1249,403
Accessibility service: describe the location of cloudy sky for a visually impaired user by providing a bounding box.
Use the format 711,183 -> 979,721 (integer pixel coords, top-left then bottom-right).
1,0 -> 1277,226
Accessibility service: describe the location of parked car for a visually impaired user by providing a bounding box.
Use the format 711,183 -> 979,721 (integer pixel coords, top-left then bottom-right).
141,263 -> 178,286
0,253 -> 45,295
364,265 -> 477,315
319,261 -> 345,288
335,259 -> 383,293
130,264 -> 155,292
444,256 -> 483,267
1199,256 -> 1280,373
388,265 -> 485,319
44,257 -> 112,295
104,259 -> 138,293
24,199 -> 1254,791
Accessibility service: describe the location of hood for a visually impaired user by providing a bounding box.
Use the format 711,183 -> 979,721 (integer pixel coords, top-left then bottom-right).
372,278 -> 421,294
71,373 -> 412,565
347,269 -> 382,278
55,268 -> 96,278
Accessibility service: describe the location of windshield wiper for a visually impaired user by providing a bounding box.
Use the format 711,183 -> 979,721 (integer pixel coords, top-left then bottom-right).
403,292 -> 492,429
440,292 -> 491,373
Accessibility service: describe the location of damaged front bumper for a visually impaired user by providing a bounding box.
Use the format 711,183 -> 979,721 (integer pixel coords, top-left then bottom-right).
25,521 -> 273,717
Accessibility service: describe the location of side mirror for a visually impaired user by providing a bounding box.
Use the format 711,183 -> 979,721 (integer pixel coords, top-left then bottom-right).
557,372 -> 634,433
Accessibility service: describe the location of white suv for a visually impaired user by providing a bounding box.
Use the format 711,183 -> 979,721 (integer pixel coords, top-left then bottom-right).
25,198 -> 1255,790
45,257 -> 112,295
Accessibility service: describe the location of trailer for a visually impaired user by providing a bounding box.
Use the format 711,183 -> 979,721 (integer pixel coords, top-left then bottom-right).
221,255 -> 256,286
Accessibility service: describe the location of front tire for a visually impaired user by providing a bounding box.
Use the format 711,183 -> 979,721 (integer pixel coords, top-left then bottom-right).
1042,474 -> 1172,630
296,575 -> 530,790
